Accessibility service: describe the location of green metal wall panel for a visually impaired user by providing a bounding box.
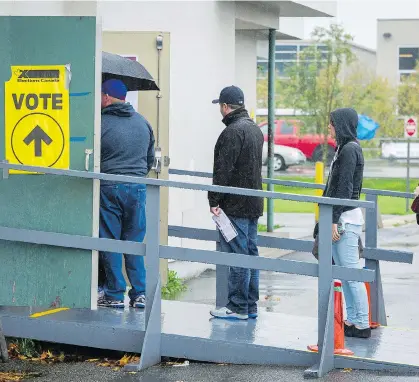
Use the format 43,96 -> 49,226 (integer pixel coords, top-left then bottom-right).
0,16 -> 97,308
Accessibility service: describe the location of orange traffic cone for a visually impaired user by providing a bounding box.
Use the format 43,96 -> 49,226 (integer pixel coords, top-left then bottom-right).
364,281 -> 380,329
308,280 -> 354,356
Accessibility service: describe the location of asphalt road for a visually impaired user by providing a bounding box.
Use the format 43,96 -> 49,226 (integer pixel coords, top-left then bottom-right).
2,360 -> 419,382
11,362 -> 419,382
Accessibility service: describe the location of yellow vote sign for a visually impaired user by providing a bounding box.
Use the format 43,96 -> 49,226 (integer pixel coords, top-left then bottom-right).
5,65 -> 69,174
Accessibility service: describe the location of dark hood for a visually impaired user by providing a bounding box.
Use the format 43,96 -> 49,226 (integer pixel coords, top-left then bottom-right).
102,102 -> 135,117
222,107 -> 250,126
330,108 -> 358,146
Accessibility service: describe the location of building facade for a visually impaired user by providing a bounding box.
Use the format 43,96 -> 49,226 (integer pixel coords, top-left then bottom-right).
376,19 -> 419,86
257,39 -> 376,82
1,0 -> 335,279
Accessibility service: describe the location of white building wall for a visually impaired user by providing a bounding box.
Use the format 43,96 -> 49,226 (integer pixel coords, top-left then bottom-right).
235,30 -> 257,116
97,1 -> 236,250
377,19 -> 419,86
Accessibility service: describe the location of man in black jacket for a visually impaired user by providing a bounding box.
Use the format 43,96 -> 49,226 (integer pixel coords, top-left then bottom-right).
208,86 -> 264,320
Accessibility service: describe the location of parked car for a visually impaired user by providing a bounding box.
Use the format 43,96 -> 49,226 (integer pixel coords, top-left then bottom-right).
262,142 -> 306,171
259,120 -> 336,163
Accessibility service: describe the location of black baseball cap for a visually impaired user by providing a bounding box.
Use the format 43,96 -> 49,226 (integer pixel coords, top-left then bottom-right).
212,85 -> 245,106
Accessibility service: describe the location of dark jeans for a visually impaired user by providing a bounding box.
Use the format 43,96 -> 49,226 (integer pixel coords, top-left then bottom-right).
218,216 -> 259,315
99,183 -> 146,301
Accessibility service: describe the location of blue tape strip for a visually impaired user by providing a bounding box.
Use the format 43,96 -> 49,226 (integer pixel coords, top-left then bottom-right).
69,92 -> 91,97
70,137 -> 87,142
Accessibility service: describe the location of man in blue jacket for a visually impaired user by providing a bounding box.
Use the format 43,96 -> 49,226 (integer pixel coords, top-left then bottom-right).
98,79 -> 155,309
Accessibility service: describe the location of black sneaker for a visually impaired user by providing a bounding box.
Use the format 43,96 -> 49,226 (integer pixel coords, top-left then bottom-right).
344,323 -> 354,337
352,326 -> 371,339
97,297 -> 124,309
130,295 -> 145,308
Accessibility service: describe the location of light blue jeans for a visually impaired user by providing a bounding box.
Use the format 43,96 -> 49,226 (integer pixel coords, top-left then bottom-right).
332,223 -> 369,329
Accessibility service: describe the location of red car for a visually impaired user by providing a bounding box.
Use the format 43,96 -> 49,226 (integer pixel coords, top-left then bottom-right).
259,120 -> 336,163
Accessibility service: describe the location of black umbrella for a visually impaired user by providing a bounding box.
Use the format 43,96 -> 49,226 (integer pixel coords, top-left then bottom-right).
102,52 -> 159,91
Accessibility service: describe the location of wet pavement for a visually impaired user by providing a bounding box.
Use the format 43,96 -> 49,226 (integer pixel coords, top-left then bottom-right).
179,223 -> 419,328
1,358 -> 419,382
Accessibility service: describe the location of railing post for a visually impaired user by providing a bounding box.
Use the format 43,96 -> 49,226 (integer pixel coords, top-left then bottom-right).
267,28 -> 276,232
124,184 -> 162,371
145,184 -> 161,324
364,193 -> 387,326
316,204 -> 334,377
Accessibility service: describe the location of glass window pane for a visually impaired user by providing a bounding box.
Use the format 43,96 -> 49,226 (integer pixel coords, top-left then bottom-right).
275,62 -> 293,77
280,122 -> 294,135
276,52 -> 297,60
399,47 -> 419,71
276,45 -> 297,52
257,62 -> 268,78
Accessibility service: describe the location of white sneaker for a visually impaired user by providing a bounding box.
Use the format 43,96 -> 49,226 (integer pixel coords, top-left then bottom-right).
210,307 -> 248,320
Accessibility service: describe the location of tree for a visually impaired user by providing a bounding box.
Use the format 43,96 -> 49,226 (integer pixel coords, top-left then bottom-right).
282,24 -> 354,162
342,65 -> 398,139
398,64 -> 419,118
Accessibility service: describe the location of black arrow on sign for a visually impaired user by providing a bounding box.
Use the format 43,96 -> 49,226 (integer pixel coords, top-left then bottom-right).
23,125 -> 53,157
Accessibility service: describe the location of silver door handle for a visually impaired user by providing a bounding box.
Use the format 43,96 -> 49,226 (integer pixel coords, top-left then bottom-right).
85,149 -> 93,171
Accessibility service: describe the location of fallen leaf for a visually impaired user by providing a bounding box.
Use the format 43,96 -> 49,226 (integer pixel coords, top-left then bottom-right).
118,354 -> 132,366
98,362 -> 112,367
342,368 -> 352,373
85,358 -> 100,363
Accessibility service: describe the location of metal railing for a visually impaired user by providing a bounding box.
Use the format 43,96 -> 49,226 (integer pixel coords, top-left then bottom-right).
169,168 -> 415,328
0,162 -> 413,378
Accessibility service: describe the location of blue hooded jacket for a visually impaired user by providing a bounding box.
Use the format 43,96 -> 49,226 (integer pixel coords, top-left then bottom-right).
101,103 -> 155,182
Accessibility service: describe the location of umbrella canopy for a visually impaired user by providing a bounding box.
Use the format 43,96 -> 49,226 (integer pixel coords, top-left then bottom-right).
102,52 -> 159,91
357,114 -> 379,141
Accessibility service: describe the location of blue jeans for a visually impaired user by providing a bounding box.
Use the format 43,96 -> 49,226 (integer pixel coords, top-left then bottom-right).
332,223 -> 369,329
99,183 -> 146,301
218,217 -> 259,315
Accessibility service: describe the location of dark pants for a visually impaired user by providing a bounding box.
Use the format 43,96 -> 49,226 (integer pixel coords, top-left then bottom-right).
218,216 -> 259,315
99,183 -> 146,301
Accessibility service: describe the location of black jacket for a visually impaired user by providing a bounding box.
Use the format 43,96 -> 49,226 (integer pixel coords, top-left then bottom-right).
323,108 -> 364,224
208,108 -> 264,218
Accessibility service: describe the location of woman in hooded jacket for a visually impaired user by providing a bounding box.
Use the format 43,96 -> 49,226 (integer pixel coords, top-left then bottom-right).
324,108 -> 371,339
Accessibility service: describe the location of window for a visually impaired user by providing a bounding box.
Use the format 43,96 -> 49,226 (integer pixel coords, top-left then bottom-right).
257,61 -> 268,79
276,52 -> 297,60
399,47 -> 419,71
276,45 -> 297,52
280,122 -> 294,135
275,62 -> 293,78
